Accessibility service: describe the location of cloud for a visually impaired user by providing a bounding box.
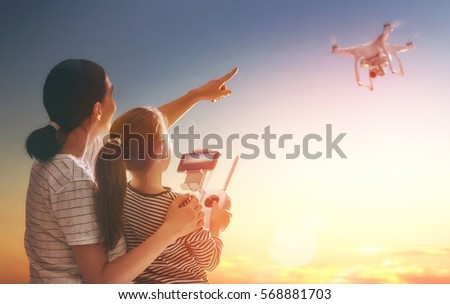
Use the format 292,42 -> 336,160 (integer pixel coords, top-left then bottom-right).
399,273 -> 450,284
390,248 -> 450,257
209,255 -> 450,284
356,247 -> 450,257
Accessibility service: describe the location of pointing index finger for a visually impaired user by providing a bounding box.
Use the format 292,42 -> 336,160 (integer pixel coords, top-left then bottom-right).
218,67 -> 238,84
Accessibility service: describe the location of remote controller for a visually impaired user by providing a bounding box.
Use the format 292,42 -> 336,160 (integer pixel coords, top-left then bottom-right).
178,151 -> 239,229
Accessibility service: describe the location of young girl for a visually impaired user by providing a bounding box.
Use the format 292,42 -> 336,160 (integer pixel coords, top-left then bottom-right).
95,107 -> 232,283
24,59 -> 237,283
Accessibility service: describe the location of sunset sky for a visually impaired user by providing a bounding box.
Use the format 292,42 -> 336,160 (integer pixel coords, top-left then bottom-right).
1,0 -> 450,283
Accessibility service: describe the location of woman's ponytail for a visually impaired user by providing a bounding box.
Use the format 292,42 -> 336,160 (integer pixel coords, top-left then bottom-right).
26,125 -> 62,162
95,140 -> 127,253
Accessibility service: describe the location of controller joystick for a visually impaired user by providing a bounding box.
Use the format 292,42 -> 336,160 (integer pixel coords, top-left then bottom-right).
204,195 -> 220,208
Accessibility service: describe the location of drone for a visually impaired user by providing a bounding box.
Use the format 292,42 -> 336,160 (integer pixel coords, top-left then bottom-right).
332,23 -> 415,91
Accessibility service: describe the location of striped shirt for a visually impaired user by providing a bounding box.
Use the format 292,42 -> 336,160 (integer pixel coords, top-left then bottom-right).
24,140 -> 126,283
124,185 -> 223,284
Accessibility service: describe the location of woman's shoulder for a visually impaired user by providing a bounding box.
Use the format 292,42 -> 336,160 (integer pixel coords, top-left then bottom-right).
32,154 -> 95,193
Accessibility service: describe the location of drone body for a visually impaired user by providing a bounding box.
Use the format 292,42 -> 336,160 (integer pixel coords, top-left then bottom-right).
332,23 -> 415,90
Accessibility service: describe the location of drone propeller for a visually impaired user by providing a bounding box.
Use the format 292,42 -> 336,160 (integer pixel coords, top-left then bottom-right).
406,39 -> 414,48
384,20 -> 403,30
330,37 -> 338,53
331,45 -> 338,54
391,20 -> 403,29
406,31 -> 419,48
409,32 -> 421,41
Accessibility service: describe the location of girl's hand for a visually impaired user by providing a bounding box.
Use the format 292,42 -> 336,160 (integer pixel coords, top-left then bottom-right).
163,194 -> 204,239
189,67 -> 239,102
209,198 -> 232,236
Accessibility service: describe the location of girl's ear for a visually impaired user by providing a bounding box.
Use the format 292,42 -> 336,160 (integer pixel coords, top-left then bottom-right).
152,139 -> 167,158
92,102 -> 102,121
154,140 -> 163,155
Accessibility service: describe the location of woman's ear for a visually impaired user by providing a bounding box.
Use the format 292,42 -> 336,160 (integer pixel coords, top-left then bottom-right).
92,102 -> 102,121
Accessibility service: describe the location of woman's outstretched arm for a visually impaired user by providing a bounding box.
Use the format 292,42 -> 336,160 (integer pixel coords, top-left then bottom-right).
158,67 -> 238,128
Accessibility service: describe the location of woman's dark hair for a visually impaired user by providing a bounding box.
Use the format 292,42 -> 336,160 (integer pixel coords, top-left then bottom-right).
26,59 -> 107,162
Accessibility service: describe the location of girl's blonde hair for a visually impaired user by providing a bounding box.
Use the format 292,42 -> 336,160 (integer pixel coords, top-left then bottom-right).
94,107 -> 167,252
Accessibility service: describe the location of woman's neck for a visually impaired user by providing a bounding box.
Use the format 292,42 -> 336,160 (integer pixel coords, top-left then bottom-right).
58,124 -> 93,159
129,166 -> 165,195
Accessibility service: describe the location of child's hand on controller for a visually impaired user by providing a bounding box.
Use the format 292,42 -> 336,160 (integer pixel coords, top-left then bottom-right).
209,199 -> 232,236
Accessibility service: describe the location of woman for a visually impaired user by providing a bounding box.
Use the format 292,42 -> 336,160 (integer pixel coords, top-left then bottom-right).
24,59 -> 237,283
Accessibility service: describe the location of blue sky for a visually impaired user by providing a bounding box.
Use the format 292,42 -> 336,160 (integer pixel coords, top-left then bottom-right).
1,0 -> 448,163
2,0 -> 450,207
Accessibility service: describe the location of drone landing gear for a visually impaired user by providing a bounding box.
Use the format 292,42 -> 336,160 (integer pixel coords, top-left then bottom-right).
358,78 -> 374,91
